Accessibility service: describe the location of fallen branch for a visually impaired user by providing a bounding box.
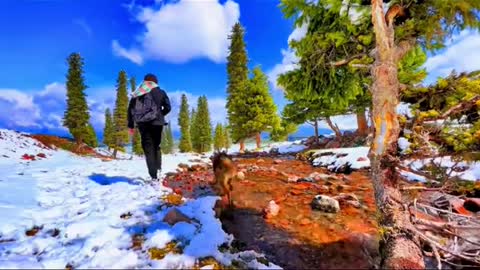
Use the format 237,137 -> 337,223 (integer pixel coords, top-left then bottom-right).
440,95 -> 480,119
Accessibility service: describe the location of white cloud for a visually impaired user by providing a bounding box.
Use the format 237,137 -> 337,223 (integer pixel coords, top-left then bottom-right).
0,89 -> 41,128
73,19 -> 92,36
424,30 -> 480,82
112,40 -> 144,65
112,0 -> 240,64
267,23 -> 307,91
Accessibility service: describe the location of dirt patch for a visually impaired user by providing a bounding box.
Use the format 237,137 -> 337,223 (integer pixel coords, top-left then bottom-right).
163,156 -> 379,269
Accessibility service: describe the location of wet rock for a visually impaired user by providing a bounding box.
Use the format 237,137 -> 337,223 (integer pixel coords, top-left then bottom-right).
334,193 -> 361,208
464,198 -> 480,212
309,172 -> 338,181
37,153 -> 46,158
236,171 -> 245,181
287,175 -> 299,183
247,165 -> 260,172
311,195 -> 340,213
318,185 -> 330,193
298,177 -> 315,183
257,159 -> 265,164
163,208 -> 192,225
264,200 -> 280,218
273,159 -> 283,164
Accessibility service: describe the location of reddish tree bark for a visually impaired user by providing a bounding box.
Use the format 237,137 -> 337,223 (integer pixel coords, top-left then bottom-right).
239,139 -> 245,153
356,110 -> 369,136
369,0 -> 424,269
255,133 -> 261,149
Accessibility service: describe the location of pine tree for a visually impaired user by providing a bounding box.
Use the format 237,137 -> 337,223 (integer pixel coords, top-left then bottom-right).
129,76 -> 143,156
213,123 -> 225,152
224,124 -> 231,152
242,66 -> 279,148
226,22 -> 250,152
192,96 -> 212,153
103,108 -> 114,149
63,52 -> 90,145
166,123 -> 174,153
190,108 -> 199,152
132,129 -> 143,155
83,123 -> 98,148
161,125 -> 169,154
112,70 -> 129,158
178,94 -> 192,152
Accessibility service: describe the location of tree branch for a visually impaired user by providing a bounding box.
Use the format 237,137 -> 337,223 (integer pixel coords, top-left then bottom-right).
329,53 -> 367,67
395,39 -> 416,61
385,4 -> 406,27
440,95 -> 480,119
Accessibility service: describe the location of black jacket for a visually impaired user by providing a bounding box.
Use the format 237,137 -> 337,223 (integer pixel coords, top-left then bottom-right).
127,87 -> 171,129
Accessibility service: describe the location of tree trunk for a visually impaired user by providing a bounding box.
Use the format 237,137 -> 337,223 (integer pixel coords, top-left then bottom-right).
356,110 -> 368,136
314,118 -> 319,144
368,106 -> 374,135
370,0 -> 424,269
325,116 -> 342,139
239,139 -> 245,153
255,133 -> 261,149
112,149 -> 118,159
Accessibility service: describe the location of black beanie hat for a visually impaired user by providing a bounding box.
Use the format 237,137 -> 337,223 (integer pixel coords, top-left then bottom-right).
144,73 -> 158,83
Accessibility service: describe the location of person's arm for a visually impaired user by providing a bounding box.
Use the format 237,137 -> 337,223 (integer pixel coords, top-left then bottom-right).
127,98 -> 135,129
152,88 -> 171,115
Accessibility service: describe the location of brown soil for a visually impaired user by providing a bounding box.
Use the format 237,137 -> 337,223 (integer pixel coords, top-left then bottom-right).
163,155 -> 379,269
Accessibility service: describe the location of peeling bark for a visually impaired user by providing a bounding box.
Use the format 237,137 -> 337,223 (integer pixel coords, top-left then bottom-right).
370,0 -> 425,268
239,139 -> 245,154
325,116 -> 342,139
356,110 -> 369,136
255,133 -> 261,149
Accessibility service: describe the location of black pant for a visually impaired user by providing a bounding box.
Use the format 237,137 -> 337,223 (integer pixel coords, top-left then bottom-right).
138,124 -> 163,179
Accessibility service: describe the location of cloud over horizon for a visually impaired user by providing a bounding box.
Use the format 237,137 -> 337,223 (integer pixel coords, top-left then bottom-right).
112,0 -> 240,64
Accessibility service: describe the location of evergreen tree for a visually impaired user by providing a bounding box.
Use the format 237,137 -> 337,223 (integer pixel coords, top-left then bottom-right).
178,94 -> 192,152
190,108 -> 199,152
63,52 -> 90,145
166,123 -> 174,153
242,66 -> 279,148
103,108 -> 114,149
226,22 -> 250,152
213,123 -> 225,152
161,123 -> 175,154
224,124 -> 231,152
132,129 -> 143,156
192,96 -> 212,153
129,76 -> 143,155
112,70 -> 129,158
84,123 -> 98,148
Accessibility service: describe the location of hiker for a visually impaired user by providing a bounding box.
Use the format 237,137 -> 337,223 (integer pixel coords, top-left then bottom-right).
128,73 -> 171,181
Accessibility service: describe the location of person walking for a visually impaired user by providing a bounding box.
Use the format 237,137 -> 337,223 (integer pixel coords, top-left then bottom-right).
128,73 -> 171,180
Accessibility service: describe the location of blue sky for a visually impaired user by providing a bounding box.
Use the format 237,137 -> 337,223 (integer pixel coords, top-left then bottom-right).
0,0 -> 479,139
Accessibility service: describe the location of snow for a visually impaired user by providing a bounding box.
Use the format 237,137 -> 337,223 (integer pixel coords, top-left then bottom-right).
399,170 -> 427,183
397,102 -> 414,118
406,156 -> 480,181
398,137 -> 411,154
0,129 -> 280,269
266,140 -> 307,154
311,147 -> 370,170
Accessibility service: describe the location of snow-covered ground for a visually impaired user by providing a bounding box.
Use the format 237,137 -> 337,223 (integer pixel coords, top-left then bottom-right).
405,156 -> 480,182
0,130 -> 281,269
311,147 -> 370,171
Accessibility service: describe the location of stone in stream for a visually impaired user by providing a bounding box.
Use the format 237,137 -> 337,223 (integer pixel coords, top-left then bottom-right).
264,200 -> 280,218
334,193 -> 361,208
311,195 -> 340,213
236,171 -> 245,181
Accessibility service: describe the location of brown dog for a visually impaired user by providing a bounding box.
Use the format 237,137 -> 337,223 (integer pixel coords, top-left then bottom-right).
211,151 -> 237,215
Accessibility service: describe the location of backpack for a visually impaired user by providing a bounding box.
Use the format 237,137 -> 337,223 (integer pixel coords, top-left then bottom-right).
132,92 -> 158,123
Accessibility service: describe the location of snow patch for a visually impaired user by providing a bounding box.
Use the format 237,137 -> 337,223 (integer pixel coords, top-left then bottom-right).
312,147 -> 370,170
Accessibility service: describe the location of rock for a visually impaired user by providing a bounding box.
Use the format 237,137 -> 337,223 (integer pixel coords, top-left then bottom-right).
464,198 -> 480,212
309,172 -> 338,181
264,200 -> 280,218
236,171 -> 245,181
287,175 -> 299,183
357,157 -> 368,162
311,195 -> 340,213
318,185 -> 330,193
325,140 -> 341,149
37,153 -> 46,158
163,208 -> 192,225
247,165 -> 260,172
273,159 -> 283,164
257,159 -> 265,164
300,218 -> 311,226
297,177 -> 314,183
333,193 -> 362,208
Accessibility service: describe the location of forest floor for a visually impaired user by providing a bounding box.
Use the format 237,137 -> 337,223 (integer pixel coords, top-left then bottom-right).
163,154 -> 380,269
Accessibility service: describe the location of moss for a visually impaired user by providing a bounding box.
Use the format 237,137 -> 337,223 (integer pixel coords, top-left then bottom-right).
148,241 -> 182,260
162,193 -> 184,206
